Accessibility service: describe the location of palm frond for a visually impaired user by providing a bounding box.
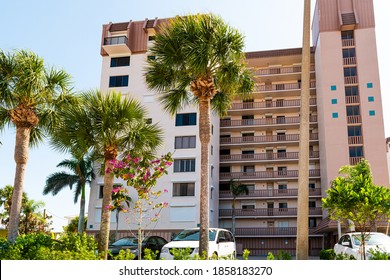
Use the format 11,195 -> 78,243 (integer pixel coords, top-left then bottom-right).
43,172 -> 78,196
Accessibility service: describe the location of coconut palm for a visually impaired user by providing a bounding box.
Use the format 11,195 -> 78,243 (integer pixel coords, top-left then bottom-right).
296,0 -> 311,260
229,179 -> 249,236
145,13 -> 253,256
0,49 -> 74,242
51,89 -> 163,259
43,155 -> 95,233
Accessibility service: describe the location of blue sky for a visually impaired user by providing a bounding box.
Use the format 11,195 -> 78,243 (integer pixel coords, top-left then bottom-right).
1,0 -> 389,231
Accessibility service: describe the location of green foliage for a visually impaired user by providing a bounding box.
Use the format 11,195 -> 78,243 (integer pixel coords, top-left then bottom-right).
368,247 -> 390,260
112,249 -> 136,260
242,249 -> 250,260
267,250 -> 292,260
171,247 -> 193,260
0,232 -> 99,260
63,216 -> 87,233
335,252 -> 356,260
143,248 -> 158,260
319,249 -> 336,260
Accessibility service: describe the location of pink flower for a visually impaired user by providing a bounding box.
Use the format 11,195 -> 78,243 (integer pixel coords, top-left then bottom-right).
133,158 -> 140,164
105,205 -> 112,209
164,189 -> 168,193
126,155 -> 132,161
165,161 -> 173,167
163,202 -> 168,207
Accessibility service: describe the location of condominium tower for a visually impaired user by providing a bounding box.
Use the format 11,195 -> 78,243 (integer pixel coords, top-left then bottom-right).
87,0 -> 389,256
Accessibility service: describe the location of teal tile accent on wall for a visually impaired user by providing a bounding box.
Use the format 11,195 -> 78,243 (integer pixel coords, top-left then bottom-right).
368,96 -> 374,102
369,110 -> 375,116
332,112 -> 338,118
331,85 -> 337,91
331,98 -> 337,104
367,82 -> 373,88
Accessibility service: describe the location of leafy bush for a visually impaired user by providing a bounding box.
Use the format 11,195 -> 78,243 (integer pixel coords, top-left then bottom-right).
242,249 -> 250,260
112,249 -> 136,260
267,250 -> 292,260
335,252 -> 356,260
319,249 -> 336,260
143,248 -> 158,260
368,248 -> 390,260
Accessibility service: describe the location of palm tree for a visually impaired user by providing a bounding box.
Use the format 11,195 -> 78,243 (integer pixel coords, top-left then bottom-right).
51,89 -> 163,259
19,199 -> 46,234
43,155 -> 95,233
229,179 -> 249,236
0,49 -> 74,242
145,14 -> 253,256
296,0 -> 311,260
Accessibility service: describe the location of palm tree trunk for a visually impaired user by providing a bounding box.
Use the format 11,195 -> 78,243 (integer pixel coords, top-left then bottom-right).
198,95 -> 211,257
98,158 -> 115,259
232,198 -> 236,236
7,126 -> 31,242
78,185 -> 86,233
296,0 -> 311,260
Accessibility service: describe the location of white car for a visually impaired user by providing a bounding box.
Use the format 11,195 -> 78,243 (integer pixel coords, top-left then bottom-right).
334,232 -> 390,259
160,228 -> 236,259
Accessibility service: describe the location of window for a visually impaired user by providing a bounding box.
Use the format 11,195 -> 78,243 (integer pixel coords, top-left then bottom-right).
309,201 -> 316,208
220,166 -> 231,173
344,67 -> 357,77
242,132 -> 254,142
174,159 -> 195,172
348,126 -> 362,136
309,218 -> 317,228
308,183 -> 315,189
242,204 -> 255,210
99,184 -> 121,199
175,136 -> 196,149
369,110 -> 376,116
341,30 -> 354,40
278,184 -> 287,193
277,149 -> 286,158
242,150 -> 254,159
331,85 -> 337,91
110,56 -> 130,67
175,113 -> 196,126
148,36 -> 156,41
331,98 -> 338,104
367,82 -> 373,88
109,75 -> 128,87
276,116 -> 286,124
345,86 -> 359,96
243,165 -> 255,173
242,115 -> 254,125
342,48 -> 356,58
173,183 -> 195,196
278,167 -> 287,176
220,149 -> 230,155
349,146 -> 364,157
147,55 -> 156,60
277,132 -> 286,141
279,202 -> 288,209
346,105 -> 360,116
368,96 -> 374,102
332,112 -> 339,118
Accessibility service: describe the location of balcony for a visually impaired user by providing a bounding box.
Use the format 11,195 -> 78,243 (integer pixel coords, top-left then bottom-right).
347,115 -> 362,124
342,39 -> 355,47
229,98 -> 317,112
254,81 -> 316,93
102,36 -> 131,55
220,151 -> 320,163
344,76 -> 358,85
219,187 -> 322,199
219,207 -> 322,218
348,136 -> 363,145
349,157 -> 363,165
253,65 -> 315,77
343,57 -> 356,65
345,95 -> 360,104
220,115 -> 317,129
229,227 -> 319,237
219,169 -> 321,181
220,133 -> 319,146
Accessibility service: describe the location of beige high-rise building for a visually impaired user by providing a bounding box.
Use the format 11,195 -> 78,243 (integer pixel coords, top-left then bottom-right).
87,0 -> 389,256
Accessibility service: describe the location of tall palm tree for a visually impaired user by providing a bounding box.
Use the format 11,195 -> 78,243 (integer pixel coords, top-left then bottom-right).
145,14 -> 253,256
0,49 -> 74,242
229,179 -> 249,236
296,0 -> 311,260
51,89 -> 163,259
19,199 -> 46,235
43,155 -> 95,233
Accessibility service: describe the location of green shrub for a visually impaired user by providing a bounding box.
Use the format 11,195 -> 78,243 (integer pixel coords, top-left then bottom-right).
112,249 -> 136,260
171,247 -> 193,260
143,248 -> 158,260
335,252 -> 356,260
267,250 -> 292,260
319,249 -> 336,260
242,249 -> 250,260
368,248 -> 390,260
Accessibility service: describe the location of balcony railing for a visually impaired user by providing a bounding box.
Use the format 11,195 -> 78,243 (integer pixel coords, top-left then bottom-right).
347,115 -> 362,124
220,133 -> 319,145
104,36 -> 128,45
229,98 -> 317,111
345,95 -> 360,104
252,65 -> 315,76
219,188 -> 322,198
344,76 -> 358,84
219,207 -> 322,217
220,151 -> 320,162
220,116 -> 317,128
348,136 -> 363,145
349,157 -> 363,165
254,81 -> 316,92
219,169 -> 321,180
230,227 -> 318,236
343,57 -> 356,65
342,39 -> 355,47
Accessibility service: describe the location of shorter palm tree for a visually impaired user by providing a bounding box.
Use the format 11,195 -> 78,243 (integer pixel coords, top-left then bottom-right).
43,155 -> 94,233
229,179 -> 249,236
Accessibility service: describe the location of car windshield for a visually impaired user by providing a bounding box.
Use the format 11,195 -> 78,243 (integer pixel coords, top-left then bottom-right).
352,234 -> 390,246
111,237 -> 138,246
173,229 -> 217,241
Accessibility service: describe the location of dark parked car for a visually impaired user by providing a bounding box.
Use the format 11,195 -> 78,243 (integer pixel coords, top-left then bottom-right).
108,235 -> 168,259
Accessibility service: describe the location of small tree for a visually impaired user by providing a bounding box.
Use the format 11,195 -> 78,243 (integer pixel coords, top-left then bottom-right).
109,152 -> 172,259
106,186 -> 131,240
322,159 -> 390,259
229,179 -> 248,236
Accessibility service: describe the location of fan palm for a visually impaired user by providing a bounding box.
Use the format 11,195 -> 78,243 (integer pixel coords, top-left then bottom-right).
43,155 -> 95,233
51,89 -> 163,259
145,13 -> 253,256
229,179 -> 249,236
0,49 -> 74,242
296,0 -> 311,260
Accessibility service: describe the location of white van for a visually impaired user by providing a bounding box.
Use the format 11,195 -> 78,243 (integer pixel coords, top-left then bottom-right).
160,228 -> 236,259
